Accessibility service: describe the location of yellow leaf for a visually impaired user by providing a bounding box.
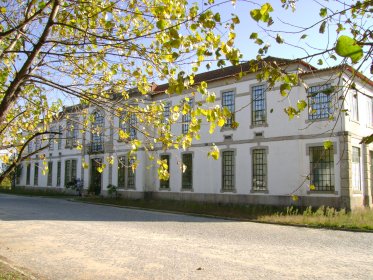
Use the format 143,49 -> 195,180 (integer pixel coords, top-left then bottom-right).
217,118 -> 225,127
119,130 -> 129,140
107,156 -> 114,165
82,162 -> 89,169
291,195 -> 299,201
208,145 -> 220,160
309,184 -> 316,191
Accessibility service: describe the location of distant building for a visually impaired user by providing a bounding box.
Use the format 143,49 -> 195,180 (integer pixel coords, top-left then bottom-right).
16,57 -> 373,209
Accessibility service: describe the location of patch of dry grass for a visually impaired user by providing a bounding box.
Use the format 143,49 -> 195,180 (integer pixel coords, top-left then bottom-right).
0,261 -> 30,280
258,206 -> 373,230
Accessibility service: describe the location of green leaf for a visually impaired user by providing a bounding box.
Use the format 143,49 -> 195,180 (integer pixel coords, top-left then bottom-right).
276,34 -> 284,44
296,100 -> 307,111
156,19 -> 167,30
319,8 -> 327,18
319,21 -> 326,34
335,35 -> 363,63
300,34 -> 307,39
323,140 -> 333,150
250,3 -> 273,23
280,83 -> 291,96
250,32 -> 258,39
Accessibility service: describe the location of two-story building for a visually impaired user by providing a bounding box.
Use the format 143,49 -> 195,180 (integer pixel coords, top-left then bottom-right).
16,57 -> 373,209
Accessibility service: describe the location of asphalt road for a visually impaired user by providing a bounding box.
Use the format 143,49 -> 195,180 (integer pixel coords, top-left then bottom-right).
0,194 -> 373,280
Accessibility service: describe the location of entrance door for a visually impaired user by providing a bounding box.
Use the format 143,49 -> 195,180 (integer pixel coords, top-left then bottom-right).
90,158 -> 102,195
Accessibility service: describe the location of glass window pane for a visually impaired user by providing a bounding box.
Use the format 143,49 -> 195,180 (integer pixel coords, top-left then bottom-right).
182,153 -> 193,189
222,151 -> 235,191
222,91 -> 235,127
309,146 -> 334,191
252,85 -> 266,125
252,149 -> 267,191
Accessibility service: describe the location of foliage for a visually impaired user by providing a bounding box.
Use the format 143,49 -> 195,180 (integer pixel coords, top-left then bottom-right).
65,181 -> 76,190
0,0 -> 244,182
0,0 -> 372,184
107,184 -> 120,198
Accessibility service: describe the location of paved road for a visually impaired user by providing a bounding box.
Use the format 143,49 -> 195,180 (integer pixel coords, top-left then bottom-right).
0,194 -> 373,280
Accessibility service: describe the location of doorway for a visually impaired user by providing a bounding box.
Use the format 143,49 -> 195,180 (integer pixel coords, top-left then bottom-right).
90,158 -> 102,195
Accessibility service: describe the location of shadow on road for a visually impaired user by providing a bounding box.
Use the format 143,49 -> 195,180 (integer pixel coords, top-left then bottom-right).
0,194 -> 230,223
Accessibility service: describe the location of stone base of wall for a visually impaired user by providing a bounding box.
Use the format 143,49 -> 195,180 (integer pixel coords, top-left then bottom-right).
141,191 -> 342,208
100,190 -> 144,200
18,186 -> 344,208
16,186 -> 76,195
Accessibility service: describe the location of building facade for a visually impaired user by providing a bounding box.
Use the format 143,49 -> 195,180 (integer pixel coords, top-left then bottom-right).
16,58 -> 373,209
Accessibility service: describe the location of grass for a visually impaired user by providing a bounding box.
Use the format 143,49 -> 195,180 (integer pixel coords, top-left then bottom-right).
258,206 -> 373,230
77,196 -> 373,231
0,261 -> 30,280
0,186 -> 75,198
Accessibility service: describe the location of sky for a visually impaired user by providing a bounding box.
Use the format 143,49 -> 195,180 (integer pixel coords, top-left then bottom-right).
209,0 -> 372,77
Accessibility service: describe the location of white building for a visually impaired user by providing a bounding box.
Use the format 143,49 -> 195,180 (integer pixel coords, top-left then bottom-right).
16,57 -> 373,209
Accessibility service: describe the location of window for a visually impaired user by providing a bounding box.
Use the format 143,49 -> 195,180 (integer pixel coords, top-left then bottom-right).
34,162 -> 39,186
182,98 -> 194,134
66,120 -> 78,148
351,93 -> 359,121
163,102 -> 171,123
91,112 -> 104,152
35,136 -> 41,151
27,141 -> 33,154
182,153 -> 193,189
26,164 -> 31,185
58,125 -> 62,150
15,165 -> 21,185
57,161 -> 61,186
119,111 -> 137,141
309,146 -> 334,191
252,85 -> 266,125
160,154 -> 170,189
308,84 -> 333,120
64,159 -> 77,185
222,151 -> 235,191
49,130 -> 55,151
252,149 -> 267,191
117,156 -> 136,189
47,162 -> 53,186
352,147 -> 361,191
222,91 -> 235,127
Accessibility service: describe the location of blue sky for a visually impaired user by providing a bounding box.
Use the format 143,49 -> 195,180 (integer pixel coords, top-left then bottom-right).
211,0 -> 372,77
